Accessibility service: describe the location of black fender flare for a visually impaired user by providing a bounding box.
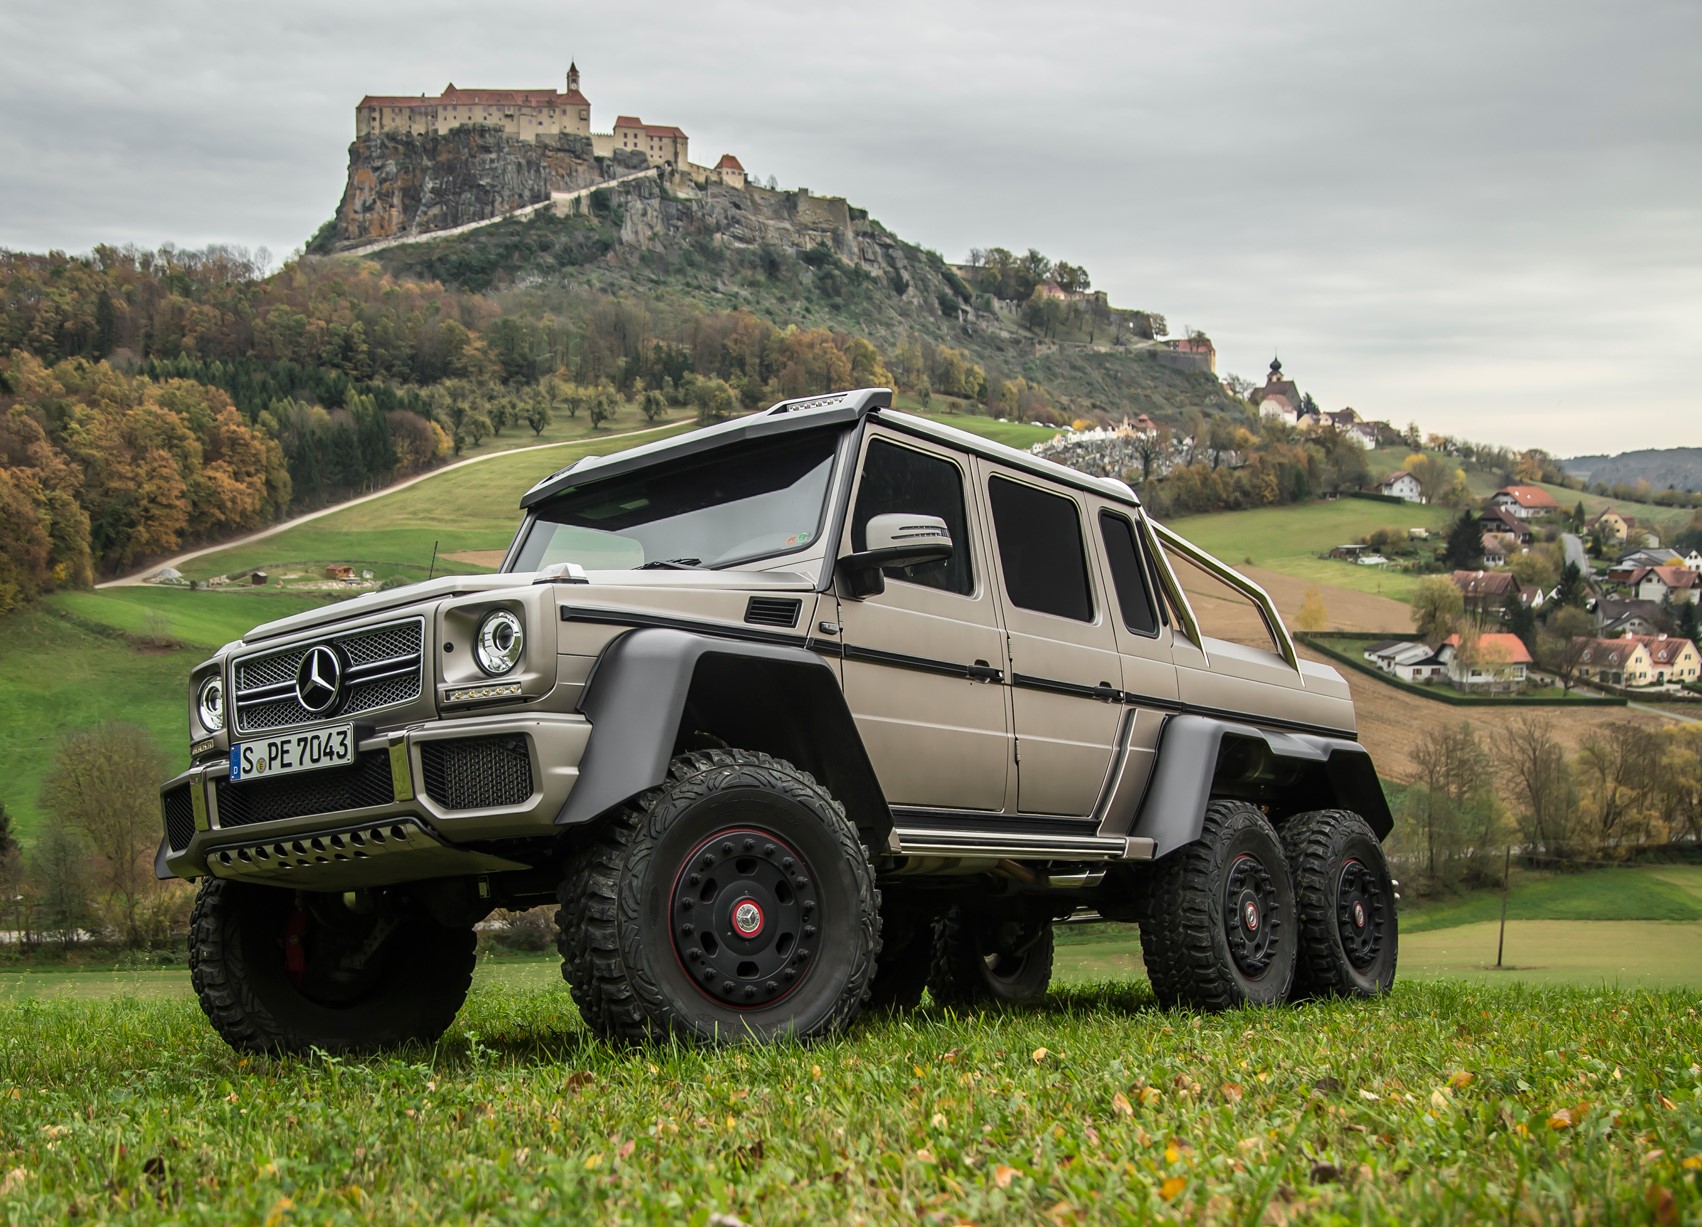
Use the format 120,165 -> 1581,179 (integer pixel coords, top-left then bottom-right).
1130,713 -> 1393,858
555,627 -> 890,837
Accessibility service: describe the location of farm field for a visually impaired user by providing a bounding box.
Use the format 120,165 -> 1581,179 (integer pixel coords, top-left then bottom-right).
0,977 -> 1696,1223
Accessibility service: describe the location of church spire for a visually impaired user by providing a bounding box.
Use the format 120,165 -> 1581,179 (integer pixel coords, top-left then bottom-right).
566,61 -> 580,93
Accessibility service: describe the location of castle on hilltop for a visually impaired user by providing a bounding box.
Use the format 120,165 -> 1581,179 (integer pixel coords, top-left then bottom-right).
356,63 -> 745,185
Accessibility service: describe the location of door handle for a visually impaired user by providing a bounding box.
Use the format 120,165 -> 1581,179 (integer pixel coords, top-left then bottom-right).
968,660 -> 1002,683
1094,681 -> 1123,702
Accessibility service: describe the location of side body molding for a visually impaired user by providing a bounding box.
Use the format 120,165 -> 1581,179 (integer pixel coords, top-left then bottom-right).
556,626 -> 890,835
1130,713 -> 1394,857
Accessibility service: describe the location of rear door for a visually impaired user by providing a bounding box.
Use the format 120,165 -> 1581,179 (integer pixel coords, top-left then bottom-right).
976,466 -> 1124,817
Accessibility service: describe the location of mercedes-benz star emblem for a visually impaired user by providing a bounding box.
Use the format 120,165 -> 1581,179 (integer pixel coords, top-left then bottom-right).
295,645 -> 344,715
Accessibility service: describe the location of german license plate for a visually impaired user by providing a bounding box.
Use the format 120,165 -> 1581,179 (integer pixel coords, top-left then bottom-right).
230,724 -> 354,782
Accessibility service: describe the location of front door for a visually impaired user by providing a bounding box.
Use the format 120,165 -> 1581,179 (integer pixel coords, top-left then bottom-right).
834,433 -> 1010,811
976,466 -> 1124,817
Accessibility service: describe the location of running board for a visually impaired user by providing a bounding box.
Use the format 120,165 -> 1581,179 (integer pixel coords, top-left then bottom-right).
894,827 -> 1153,861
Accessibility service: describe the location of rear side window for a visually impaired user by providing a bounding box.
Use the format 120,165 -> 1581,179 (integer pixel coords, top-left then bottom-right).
987,476 -> 1093,621
851,439 -> 973,595
1099,511 -> 1160,636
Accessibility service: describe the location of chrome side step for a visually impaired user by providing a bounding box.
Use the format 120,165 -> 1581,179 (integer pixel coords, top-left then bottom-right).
894,827 -> 1153,861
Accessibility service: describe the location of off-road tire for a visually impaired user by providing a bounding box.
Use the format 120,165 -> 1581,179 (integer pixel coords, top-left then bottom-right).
557,748 -> 879,1044
1280,809 -> 1398,998
863,895 -> 934,1013
927,906 -> 1055,1009
1138,800 -> 1297,1010
188,878 -> 475,1054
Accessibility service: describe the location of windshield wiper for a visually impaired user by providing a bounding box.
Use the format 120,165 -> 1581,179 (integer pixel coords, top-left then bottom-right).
636,557 -> 704,570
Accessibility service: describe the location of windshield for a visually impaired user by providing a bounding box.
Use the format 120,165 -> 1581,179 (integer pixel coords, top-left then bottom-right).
509,428 -> 842,572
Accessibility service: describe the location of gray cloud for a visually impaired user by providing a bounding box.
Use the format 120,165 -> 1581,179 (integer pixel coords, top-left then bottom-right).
2,0 -> 1697,453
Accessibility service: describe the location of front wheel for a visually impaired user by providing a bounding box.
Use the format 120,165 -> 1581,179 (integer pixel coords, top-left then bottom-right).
1280,809 -> 1398,998
1138,800 -> 1298,1010
188,878 -> 476,1054
558,749 -> 878,1044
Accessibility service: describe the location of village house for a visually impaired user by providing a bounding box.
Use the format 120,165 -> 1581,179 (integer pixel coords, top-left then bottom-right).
1574,634 -> 1702,687
1588,508 -> 1662,549
1593,597 -> 1667,638
1381,470 -> 1425,503
1251,356 -> 1302,421
1490,485 -> 1561,520
1364,639 -> 1448,683
1166,336 -> 1217,372
1476,505 -> 1533,543
1619,547 -> 1682,570
1452,569 -> 1521,613
1687,548 -> 1702,572
1626,564 -> 1701,605
1439,631 -> 1533,692
1481,533 -> 1517,568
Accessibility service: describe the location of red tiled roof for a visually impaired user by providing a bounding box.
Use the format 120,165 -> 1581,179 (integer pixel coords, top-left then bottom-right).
1451,570 -> 1518,598
1642,635 -> 1698,665
1384,470 -> 1412,483
361,87 -> 589,109
644,124 -> 686,138
614,115 -> 645,127
1494,485 -> 1560,510
1443,631 -> 1533,665
715,153 -> 745,171
1652,565 -> 1700,589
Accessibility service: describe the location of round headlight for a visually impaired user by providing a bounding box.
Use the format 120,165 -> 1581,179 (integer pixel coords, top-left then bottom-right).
197,675 -> 225,733
475,609 -> 525,676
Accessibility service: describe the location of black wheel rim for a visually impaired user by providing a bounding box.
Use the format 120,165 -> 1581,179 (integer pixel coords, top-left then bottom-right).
980,918 -> 1046,983
1223,852 -> 1281,977
669,827 -> 820,1009
1335,858 -> 1387,969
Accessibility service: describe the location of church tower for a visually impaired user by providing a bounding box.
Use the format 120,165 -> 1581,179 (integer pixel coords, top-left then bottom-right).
567,62 -> 581,94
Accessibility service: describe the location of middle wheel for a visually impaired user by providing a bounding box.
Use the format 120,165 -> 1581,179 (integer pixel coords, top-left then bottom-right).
558,748 -> 879,1044
927,905 -> 1055,1009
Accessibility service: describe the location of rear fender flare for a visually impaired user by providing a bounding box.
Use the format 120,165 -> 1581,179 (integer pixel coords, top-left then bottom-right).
1131,713 -> 1393,858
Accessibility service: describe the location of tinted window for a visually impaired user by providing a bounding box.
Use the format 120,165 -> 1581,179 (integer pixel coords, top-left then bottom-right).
987,476 -> 1093,621
851,439 -> 973,595
1100,511 -> 1160,636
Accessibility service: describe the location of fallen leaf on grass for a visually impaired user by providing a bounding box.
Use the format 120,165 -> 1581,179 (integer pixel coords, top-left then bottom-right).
1138,1087 -> 1162,1106
1,1169 -> 28,1195
264,1196 -> 294,1227
707,1214 -> 750,1227
1112,1092 -> 1133,1117
1220,1083 -> 1244,1105
1547,1110 -> 1574,1130
1682,1156 -> 1702,1172
1658,1096 -> 1676,1111
1448,1071 -> 1474,1090
565,1071 -> 595,1092
916,1149 -> 936,1164
1159,1176 -> 1186,1201
1643,1150 -> 1666,1165
992,1163 -> 1016,1189
1033,1048 -> 1049,1063
1430,1090 -> 1450,1111
1358,1090 -> 1380,1102
1646,1186 -> 1677,1226
617,1140 -> 635,1160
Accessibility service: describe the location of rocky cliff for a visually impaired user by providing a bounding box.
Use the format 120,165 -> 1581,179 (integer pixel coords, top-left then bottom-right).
332,129 -> 650,245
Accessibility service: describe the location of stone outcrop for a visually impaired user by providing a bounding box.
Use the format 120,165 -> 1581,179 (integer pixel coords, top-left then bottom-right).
332,128 -> 649,245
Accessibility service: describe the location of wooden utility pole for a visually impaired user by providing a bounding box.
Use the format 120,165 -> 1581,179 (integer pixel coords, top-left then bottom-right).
1495,845 -> 1512,969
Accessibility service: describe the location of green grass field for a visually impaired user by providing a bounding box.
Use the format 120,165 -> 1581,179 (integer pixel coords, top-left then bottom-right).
0,978 -> 1695,1223
1163,499 -> 1458,600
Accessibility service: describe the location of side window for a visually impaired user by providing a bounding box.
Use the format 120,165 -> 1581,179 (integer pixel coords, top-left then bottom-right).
987,476 -> 1094,622
851,438 -> 973,595
1099,510 -> 1160,636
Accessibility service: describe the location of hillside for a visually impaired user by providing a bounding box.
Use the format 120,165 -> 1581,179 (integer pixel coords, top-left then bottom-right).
345,144 -> 1238,423
1563,446 -> 1702,493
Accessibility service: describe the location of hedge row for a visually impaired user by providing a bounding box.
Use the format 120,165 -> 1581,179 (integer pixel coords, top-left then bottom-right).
1296,633 -> 1627,708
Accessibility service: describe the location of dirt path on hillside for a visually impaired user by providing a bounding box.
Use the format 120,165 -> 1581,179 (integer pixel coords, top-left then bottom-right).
96,421 -> 683,588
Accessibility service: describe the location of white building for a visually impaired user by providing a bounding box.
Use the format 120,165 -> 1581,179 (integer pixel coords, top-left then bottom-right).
1380,470 -> 1424,503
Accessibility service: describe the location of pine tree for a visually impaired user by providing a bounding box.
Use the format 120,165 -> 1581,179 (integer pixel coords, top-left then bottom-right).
1444,509 -> 1483,570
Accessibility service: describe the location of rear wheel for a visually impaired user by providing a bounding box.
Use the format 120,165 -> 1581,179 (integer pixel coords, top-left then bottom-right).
864,894 -> 934,1013
927,906 -> 1055,1009
1138,800 -> 1297,1010
1280,809 -> 1398,998
189,878 -> 475,1054
558,748 -> 878,1044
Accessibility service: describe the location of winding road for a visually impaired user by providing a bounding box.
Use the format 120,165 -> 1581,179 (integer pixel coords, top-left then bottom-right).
96,419 -> 685,589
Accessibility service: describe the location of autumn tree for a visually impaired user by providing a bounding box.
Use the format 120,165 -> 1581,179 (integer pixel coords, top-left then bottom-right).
1297,588 -> 1328,633
1400,720 -> 1502,889
1501,713 -> 1582,857
1535,605 -> 1595,692
29,825 -> 94,949
1410,576 -> 1464,645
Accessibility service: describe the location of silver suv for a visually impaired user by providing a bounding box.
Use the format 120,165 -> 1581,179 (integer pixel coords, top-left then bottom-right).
159,388 -> 1397,1051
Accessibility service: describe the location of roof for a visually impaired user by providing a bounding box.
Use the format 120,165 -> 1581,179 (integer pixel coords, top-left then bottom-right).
715,153 -> 745,171
1493,485 -> 1560,510
1382,470 -> 1414,485
1444,632 -> 1533,665
519,389 -> 1142,512
1452,570 -> 1518,598
1575,637 -> 1644,666
362,86 -> 589,109
1642,635 -> 1698,665
1642,565 -> 1701,589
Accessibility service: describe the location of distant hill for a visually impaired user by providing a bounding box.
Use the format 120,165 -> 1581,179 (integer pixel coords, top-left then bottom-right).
1562,447 -> 1702,493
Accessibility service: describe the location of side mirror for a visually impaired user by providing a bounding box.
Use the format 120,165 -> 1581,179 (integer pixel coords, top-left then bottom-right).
838,513 -> 953,599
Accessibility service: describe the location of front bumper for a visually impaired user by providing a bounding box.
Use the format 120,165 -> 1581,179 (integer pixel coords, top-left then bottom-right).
157,711 -> 592,890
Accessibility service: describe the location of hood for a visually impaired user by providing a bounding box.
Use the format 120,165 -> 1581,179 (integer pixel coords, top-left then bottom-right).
240,569 -> 816,645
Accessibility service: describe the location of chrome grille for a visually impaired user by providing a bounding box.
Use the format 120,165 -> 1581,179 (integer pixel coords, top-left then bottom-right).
232,618 -> 424,735
419,735 -> 535,810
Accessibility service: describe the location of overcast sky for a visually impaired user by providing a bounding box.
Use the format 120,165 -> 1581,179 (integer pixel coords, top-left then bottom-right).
3,0 -> 1697,455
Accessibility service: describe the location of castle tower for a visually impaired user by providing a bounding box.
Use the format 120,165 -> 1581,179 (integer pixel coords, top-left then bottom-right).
567,62 -> 580,93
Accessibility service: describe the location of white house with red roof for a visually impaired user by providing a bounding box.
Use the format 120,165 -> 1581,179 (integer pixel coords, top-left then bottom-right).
1439,631 -> 1533,692
1489,485 -> 1560,520
1628,564 -> 1701,605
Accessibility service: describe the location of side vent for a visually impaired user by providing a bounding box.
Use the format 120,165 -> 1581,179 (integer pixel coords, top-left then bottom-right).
745,597 -> 802,629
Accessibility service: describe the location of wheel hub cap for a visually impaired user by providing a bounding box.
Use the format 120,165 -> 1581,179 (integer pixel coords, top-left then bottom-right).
1223,853 -> 1281,977
670,828 -> 818,1009
1335,859 -> 1386,969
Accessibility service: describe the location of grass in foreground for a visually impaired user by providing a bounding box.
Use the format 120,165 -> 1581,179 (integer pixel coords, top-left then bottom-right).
0,980 -> 1696,1223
